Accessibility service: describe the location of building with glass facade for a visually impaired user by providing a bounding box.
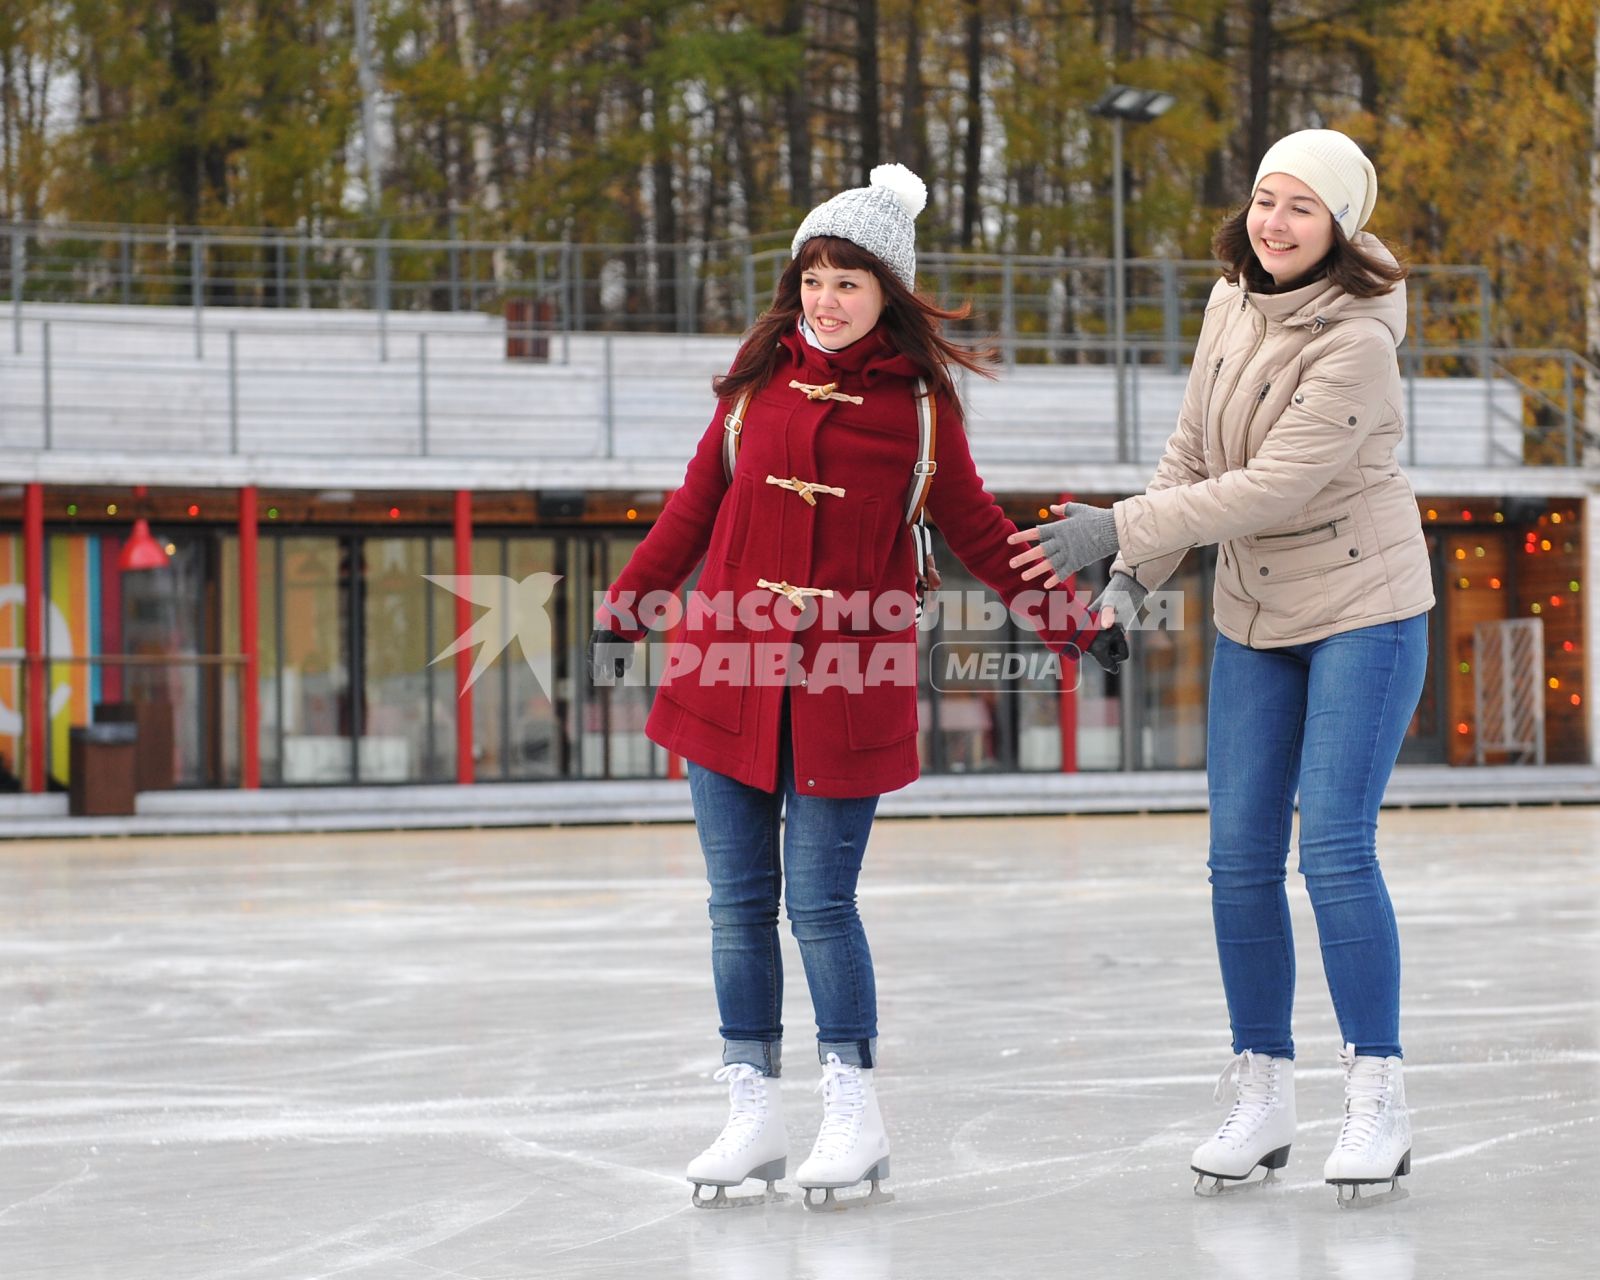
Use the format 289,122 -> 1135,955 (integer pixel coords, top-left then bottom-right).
2,230 -> 1595,806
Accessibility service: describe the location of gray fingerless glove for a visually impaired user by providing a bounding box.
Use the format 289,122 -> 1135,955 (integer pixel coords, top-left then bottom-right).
1083,571 -> 1146,675
1087,571 -> 1148,630
1036,503 -> 1120,580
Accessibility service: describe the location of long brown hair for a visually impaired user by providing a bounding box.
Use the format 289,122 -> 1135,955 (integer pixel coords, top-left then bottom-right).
1212,204 -> 1408,298
713,236 -> 999,415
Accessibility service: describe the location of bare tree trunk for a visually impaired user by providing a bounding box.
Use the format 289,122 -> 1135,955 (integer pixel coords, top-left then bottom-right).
856,0 -> 881,180
1202,6 -> 1230,210
1113,0 -> 1134,60
1247,0 -> 1273,170
729,89 -> 763,236
1587,8 -> 1600,462
899,1 -> 928,178
781,0 -> 811,211
960,2 -> 982,247
450,0 -> 501,218
1,42 -> 15,221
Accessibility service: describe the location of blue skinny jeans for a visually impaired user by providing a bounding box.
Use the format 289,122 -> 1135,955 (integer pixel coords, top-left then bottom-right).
1206,613 -> 1428,1060
686,716 -> 880,1077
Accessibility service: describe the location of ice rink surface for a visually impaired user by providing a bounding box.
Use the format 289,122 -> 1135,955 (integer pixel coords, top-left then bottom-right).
2,805 -> 1597,1279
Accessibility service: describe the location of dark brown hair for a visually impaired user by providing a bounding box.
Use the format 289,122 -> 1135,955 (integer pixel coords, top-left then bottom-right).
1211,203 -> 1408,297
713,236 -> 999,414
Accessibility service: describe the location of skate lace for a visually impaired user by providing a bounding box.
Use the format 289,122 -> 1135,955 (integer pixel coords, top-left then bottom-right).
1333,1043 -> 1392,1152
706,1063 -> 769,1155
809,1053 -> 865,1160
1212,1051 -> 1280,1147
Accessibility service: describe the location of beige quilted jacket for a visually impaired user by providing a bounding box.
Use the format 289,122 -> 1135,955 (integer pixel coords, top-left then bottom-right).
1110,236 -> 1435,648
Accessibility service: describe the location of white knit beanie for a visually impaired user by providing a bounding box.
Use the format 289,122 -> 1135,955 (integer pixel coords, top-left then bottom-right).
791,163 -> 928,290
1253,129 -> 1377,238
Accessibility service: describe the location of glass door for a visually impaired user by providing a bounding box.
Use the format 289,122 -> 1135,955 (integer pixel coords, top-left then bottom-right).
272,537 -> 353,783
363,536 -> 456,782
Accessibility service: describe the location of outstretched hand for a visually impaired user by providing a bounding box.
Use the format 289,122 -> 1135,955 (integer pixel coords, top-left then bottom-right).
1006,502 -> 1121,588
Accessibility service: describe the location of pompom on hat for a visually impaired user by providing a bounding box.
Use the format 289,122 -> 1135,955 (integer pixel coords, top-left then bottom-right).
1253,129 -> 1377,239
791,163 -> 928,290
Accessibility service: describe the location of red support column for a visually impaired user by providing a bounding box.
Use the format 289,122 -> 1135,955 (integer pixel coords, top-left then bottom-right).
238,486 -> 260,789
22,483 -> 45,792
454,490 -> 474,784
1057,492 -> 1079,774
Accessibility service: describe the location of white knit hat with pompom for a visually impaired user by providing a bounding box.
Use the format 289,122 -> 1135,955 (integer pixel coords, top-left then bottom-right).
791,163 -> 928,289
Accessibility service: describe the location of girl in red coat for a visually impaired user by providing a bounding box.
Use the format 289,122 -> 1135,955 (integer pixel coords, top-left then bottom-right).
591,164 -> 1081,1209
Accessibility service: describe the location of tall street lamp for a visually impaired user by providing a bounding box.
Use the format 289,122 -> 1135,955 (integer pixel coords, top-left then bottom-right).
1089,85 -> 1176,463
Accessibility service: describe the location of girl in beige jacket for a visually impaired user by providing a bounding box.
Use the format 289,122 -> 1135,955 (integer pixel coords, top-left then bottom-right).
1011,129 -> 1433,1207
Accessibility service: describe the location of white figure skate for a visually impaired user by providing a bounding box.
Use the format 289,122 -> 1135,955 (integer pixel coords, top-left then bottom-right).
795,1053 -> 893,1210
1191,1051 -> 1296,1196
686,1063 -> 790,1208
1324,1044 -> 1411,1208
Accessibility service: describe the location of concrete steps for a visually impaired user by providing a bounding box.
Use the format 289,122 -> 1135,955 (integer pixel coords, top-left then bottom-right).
0,302 -> 1534,474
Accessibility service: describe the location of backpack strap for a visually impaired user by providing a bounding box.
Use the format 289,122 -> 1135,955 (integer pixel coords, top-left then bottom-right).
904,378 -> 937,525
721,390 -> 752,483
907,378 -> 941,616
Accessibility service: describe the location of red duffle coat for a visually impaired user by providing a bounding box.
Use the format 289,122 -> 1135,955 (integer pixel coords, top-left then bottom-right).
599,324 -> 1083,797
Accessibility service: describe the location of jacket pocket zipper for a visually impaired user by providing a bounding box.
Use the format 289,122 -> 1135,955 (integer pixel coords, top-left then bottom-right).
1201,356 -> 1224,426
1255,517 -> 1344,542
1239,381 -> 1271,442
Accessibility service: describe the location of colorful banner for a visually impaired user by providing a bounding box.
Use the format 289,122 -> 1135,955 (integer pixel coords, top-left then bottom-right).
0,533 -> 102,787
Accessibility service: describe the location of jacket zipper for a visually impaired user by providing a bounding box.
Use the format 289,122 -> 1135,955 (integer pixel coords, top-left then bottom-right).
1254,518 -> 1341,542
1225,299 -> 1270,646
1239,381 -> 1271,444
1200,355 -> 1225,428
1214,308 -> 1268,442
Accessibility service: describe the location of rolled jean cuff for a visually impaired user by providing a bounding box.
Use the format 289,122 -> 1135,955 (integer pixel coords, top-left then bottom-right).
722,1039 -> 781,1077
819,1038 -> 877,1069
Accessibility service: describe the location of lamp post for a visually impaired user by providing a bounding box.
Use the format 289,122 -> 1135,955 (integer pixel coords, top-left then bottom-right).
1089,85 -> 1176,463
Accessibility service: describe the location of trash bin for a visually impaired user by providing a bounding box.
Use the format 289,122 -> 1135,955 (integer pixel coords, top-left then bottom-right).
96,701 -> 175,791
68,722 -> 138,817
505,296 -> 554,362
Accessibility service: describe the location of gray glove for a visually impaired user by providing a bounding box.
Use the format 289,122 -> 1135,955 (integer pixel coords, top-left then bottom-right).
1084,572 -> 1147,675
1037,503 -> 1120,581
1087,571 -> 1148,630
588,628 -> 636,685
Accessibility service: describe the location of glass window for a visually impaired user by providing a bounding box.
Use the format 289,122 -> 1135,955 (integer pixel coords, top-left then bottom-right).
276,537 -> 352,783
505,536 -> 562,779
363,537 -> 451,782
119,535 -> 214,786
586,533 -> 663,778
1136,550 -> 1212,770
922,557 -> 1008,774
1071,562 -> 1123,770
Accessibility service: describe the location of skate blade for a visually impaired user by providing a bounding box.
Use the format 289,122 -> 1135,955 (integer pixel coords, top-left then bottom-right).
1331,1149 -> 1411,1209
801,1181 -> 894,1212
691,1181 -> 791,1210
1192,1165 -> 1282,1198
800,1164 -> 894,1213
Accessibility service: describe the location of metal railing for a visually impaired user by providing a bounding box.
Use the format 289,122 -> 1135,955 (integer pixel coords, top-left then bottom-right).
3,220 -> 1595,468
6,221 -> 1499,355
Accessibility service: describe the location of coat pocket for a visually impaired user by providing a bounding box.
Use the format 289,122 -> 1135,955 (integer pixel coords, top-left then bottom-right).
1239,512 -> 1362,584
655,636 -> 748,735
808,632 -> 919,750
720,474 -> 754,569
850,496 -> 885,589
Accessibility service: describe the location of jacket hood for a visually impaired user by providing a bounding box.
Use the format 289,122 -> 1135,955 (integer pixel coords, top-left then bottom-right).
1238,232 -> 1407,345
779,321 -> 925,384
